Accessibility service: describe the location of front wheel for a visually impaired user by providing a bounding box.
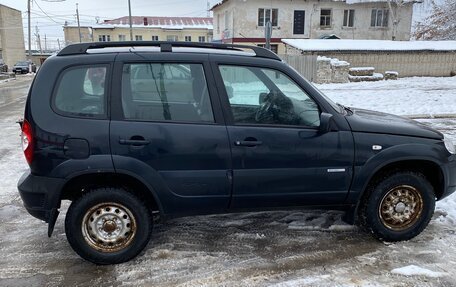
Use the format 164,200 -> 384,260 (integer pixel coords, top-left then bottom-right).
360,172 -> 435,242
65,188 -> 152,264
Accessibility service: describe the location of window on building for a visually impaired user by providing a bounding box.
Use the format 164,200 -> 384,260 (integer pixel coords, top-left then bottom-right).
135,35 -> 143,41
320,9 -> 332,28
121,63 -> 214,123
217,14 -> 220,33
98,35 -> 111,42
54,65 -> 107,117
343,10 -> 355,27
371,9 -> 389,27
225,11 -> 230,30
167,35 -> 178,41
118,34 -> 126,41
185,36 -> 192,42
257,44 -> 278,54
258,8 -> 278,27
151,35 -> 159,41
198,36 -> 206,43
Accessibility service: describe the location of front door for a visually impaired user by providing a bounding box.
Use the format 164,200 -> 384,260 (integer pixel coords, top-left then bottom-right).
215,64 -> 354,208
110,54 -> 231,216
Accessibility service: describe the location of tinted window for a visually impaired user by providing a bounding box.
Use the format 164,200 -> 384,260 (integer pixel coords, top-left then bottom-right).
122,63 -> 214,123
219,65 -> 320,127
54,66 -> 107,117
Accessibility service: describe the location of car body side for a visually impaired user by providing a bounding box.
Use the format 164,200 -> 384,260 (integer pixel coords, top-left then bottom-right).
18,51 -> 456,235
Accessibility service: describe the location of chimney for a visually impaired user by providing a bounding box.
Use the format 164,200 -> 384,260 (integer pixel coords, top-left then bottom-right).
144,17 -> 148,26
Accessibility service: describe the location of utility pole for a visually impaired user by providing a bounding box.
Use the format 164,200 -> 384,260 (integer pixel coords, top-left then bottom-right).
44,34 -> 47,52
27,0 -> 32,57
128,0 -> 133,41
35,25 -> 42,54
207,0 -> 210,17
57,38 -> 61,50
76,3 -> 82,43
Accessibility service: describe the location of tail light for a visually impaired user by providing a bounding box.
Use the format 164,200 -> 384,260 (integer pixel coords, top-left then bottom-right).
21,120 -> 34,165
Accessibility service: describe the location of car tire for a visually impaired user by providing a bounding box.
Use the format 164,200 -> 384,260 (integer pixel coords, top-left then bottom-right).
65,187 -> 152,264
360,171 -> 435,242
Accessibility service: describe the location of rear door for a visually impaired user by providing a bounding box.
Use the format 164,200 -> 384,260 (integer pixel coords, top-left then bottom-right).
110,53 -> 232,216
212,57 -> 354,209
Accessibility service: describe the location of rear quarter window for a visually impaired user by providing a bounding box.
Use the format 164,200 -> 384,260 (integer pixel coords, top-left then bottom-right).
53,65 -> 108,118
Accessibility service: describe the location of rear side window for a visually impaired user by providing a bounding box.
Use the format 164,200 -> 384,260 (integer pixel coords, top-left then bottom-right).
54,65 -> 107,117
121,63 -> 214,123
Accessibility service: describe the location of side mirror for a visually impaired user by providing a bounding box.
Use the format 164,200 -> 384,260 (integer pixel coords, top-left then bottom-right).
319,112 -> 334,134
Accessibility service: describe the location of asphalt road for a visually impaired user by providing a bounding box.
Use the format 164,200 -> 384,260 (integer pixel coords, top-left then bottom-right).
1,76 -> 456,287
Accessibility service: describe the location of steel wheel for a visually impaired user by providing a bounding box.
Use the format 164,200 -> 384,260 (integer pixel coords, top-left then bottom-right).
82,202 -> 137,253
378,185 -> 424,231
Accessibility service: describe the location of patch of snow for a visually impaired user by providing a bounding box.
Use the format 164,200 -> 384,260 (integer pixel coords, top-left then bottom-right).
330,58 -> 350,67
385,71 -> 399,75
348,73 -> 384,81
391,265 -> 447,278
269,275 -> 331,286
282,39 -> 456,52
350,67 -> 375,72
317,56 -> 331,62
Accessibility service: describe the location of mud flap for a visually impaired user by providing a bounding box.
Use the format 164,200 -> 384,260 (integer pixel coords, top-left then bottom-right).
47,208 -> 60,237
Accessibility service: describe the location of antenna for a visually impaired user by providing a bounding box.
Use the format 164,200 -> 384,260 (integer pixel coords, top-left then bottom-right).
207,0 -> 210,17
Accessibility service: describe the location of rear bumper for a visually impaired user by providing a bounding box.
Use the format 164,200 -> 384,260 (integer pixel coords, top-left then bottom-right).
17,171 -> 64,222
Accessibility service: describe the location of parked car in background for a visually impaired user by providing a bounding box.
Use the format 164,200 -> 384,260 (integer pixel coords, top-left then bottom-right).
13,61 -> 36,74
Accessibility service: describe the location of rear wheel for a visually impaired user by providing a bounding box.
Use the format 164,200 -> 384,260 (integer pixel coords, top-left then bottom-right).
360,172 -> 435,241
65,188 -> 152,264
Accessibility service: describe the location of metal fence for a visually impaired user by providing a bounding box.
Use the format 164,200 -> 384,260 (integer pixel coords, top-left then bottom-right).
279,54 -> 318,82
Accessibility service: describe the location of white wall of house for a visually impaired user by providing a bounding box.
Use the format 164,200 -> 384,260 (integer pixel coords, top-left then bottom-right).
213,0 -> 414,42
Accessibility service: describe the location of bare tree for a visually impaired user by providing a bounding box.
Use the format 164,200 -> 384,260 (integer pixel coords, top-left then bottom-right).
414,0 -> 456,40
386,0 -> 415,41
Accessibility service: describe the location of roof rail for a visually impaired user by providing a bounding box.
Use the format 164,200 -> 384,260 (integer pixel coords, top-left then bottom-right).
57,41 -> 281,60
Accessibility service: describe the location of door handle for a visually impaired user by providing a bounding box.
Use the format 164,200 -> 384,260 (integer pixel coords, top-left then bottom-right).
119,138 -> 150,146
234,140 -> 263,147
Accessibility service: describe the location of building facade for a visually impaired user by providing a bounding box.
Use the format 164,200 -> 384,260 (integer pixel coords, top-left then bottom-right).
0,4 -> 25,69
211,0 -> 415,54
64,16 -> 213,46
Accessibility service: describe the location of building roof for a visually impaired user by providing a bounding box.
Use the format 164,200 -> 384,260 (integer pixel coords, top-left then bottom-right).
282,39 -> 456,52
66,16 -> 213,30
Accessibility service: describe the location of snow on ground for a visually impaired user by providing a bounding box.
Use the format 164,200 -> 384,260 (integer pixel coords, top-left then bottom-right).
1,76 -> 456,286
316,76 -> 456,117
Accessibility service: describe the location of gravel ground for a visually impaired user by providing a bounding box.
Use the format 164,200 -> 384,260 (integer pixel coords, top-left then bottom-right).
1,76 -> 456,287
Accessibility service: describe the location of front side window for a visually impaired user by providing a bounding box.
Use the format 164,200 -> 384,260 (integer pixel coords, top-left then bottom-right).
371,9 -> 389,27
121,63 -> 214,123
258,8 -> 278,27
54,65 -> 107,117
219,65 -> 320,127
320,9 -> 332,28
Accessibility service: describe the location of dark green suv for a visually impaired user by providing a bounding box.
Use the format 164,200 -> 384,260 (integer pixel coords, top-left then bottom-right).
18,42 -> 456,264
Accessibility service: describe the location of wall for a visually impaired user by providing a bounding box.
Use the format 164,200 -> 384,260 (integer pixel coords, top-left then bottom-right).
212,0 -> 414,43
283,50 -> 456,78
0,5 -> 26,68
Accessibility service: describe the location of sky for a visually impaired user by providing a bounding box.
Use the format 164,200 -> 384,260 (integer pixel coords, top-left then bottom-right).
1,0 -> 219,50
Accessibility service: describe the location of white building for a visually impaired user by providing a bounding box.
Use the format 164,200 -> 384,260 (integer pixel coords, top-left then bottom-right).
211,0 -> 417,54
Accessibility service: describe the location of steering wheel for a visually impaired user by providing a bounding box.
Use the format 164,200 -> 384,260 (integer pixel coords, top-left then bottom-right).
255,93 -> 274,122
